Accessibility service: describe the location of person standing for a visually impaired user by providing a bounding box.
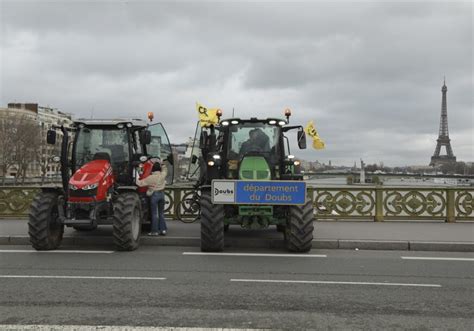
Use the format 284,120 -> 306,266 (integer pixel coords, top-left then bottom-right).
136,156 -> 172,236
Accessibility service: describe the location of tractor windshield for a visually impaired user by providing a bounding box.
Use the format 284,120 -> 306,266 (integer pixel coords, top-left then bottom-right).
228,123 -> 281,160
74,127 -> 130,172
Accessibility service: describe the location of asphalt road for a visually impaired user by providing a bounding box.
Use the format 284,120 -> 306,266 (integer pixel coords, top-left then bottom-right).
0,246 -> 473,330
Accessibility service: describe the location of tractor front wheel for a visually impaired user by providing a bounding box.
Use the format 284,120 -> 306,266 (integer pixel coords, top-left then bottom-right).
113,192 -> 142,251
285,200 -> 314,253
28,191 -> 64,250
200,191 -> 225,252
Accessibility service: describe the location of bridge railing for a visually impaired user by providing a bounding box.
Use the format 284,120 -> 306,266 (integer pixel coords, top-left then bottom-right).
309,186 -> 472,222
0,186 -> 472,221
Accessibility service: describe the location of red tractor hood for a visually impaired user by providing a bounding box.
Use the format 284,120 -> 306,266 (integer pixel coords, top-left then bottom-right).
70,159 -> 113,189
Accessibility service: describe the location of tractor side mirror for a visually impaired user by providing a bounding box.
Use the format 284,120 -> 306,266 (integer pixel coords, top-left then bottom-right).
141,130 -> 151,145
46,130 -> 57,145
191,155 -> 198,164
297,130 -> 307,149
199,131 -> 208,149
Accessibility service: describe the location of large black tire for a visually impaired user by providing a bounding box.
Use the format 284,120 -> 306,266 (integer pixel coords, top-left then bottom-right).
200,191 -> 225,252
28,191 -> 64,250
285,200 -> 314,253
73,225 -> 97,231
113,192 -> 142,251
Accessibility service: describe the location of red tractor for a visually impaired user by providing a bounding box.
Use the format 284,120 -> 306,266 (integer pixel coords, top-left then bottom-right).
28,117 -> 173,251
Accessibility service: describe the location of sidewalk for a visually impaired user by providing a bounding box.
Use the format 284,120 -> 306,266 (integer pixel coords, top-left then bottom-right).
1,218 -> 473,251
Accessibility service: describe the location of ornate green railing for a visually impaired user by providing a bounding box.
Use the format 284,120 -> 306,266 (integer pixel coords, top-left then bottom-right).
0,186 -> 472,221
309,187 -> 473,222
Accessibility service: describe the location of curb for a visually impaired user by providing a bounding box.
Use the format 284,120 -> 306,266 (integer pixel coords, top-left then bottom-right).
409,241 -> 474,252
338,240 -> 409,251
2,235 -> 473,252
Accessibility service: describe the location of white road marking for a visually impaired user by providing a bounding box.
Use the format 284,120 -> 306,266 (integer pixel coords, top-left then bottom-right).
183,252 -> 327,258
230,279 -> 442,287
401,256 -> 474,262
0,275 -> 166,280
0,326 -> 261,331
162,236 -> 200,239
0,250 -> 114,254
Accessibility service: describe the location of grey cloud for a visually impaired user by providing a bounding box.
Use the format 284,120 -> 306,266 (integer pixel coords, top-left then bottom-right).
0,1 -> 472,166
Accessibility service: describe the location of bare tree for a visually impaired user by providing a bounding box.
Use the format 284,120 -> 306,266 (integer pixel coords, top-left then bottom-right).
12,116 -> 41,184
0,116 -> 17,184
36,129 -> 60,184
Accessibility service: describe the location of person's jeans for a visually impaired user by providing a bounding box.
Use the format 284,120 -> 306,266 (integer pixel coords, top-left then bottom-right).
150,191 -> 167,233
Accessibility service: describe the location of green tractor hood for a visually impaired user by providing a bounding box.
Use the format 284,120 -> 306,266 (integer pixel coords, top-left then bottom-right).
239,156 -> 271,180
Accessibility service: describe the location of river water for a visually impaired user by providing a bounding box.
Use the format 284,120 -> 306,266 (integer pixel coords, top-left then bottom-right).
306,177 -> 473,187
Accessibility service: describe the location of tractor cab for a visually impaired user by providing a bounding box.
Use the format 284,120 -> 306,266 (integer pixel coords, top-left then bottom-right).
70,119 -> 172,186
217,118 -> 306,181
72,122 -> 134,185
190,110 -> 307,185
223,120 -> 282,179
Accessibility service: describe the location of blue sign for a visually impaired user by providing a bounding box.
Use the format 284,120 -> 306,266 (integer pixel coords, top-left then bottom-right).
235,181 -> 306,205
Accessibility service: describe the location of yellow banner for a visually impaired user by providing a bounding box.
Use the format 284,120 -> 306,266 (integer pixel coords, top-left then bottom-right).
196,102 -> 219,127
305,120 -> 325,150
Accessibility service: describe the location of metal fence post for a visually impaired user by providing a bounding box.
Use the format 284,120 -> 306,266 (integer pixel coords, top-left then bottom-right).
307,187 -> 315,220
374,187 -> 384,222
172,187 -> 182,220
446,188 -> 455,223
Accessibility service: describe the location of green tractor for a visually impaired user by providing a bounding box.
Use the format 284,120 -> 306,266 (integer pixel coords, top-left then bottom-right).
194,109 -> 314,252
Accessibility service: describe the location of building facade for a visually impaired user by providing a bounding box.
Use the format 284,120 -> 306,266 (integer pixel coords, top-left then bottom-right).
0,103 -> 73,179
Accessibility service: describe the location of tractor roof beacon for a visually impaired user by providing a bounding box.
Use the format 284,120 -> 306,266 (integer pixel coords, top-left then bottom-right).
28,116 -> 173,251
193,109 -> 314,253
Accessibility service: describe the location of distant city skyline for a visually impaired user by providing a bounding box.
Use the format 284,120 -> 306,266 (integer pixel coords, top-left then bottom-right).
0,1 -> 472,166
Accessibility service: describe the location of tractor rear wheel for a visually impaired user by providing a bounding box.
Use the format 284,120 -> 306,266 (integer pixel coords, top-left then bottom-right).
113,192 -> 141,251
285,200 -> 314,253
28,191 -> 64,250
200,191 -> 225,252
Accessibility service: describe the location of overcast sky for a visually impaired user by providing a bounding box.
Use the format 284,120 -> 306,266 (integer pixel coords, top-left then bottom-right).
0,0 -> 472,166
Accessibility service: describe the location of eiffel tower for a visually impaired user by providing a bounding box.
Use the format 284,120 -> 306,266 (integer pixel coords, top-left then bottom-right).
430,79 -> 456,167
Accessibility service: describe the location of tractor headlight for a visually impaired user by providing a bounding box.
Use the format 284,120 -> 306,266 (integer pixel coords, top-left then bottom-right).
209,154 -> 221,166
83,183 -> 99,190
69,184 -> 78,190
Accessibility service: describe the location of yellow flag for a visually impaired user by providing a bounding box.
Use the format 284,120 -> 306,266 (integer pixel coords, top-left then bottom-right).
196,102 -> 219,127
305,120 -> 325,150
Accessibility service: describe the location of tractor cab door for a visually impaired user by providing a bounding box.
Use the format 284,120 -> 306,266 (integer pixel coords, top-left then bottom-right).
147,123 -> 174,185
